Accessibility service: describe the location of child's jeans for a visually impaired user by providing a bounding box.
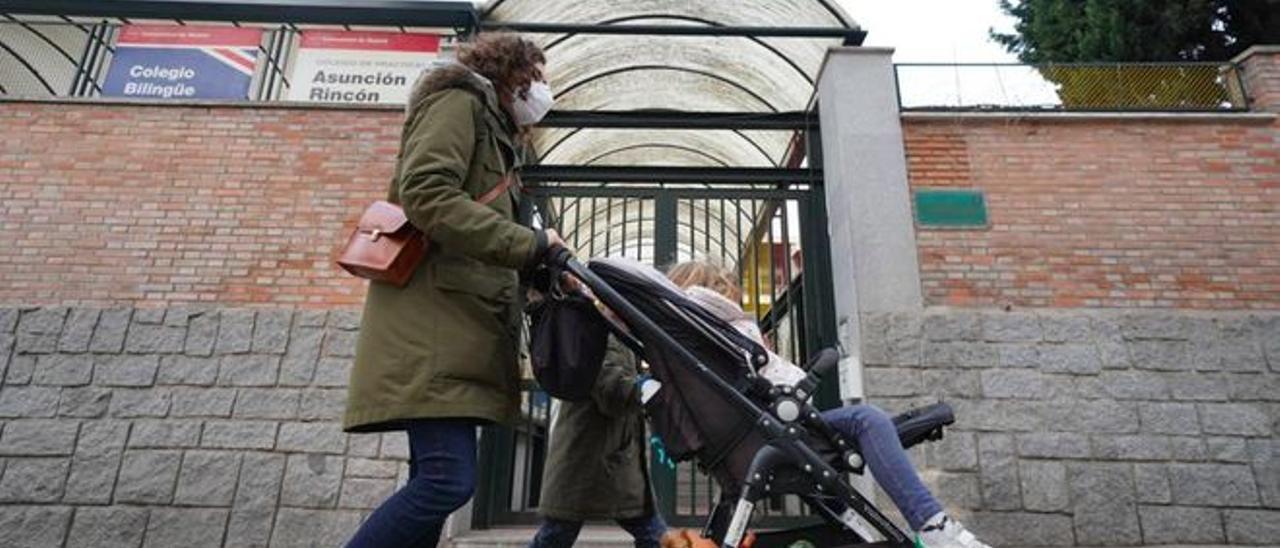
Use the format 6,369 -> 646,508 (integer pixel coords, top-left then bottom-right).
345,419 -> 478,548
529,514 -> 667,548
820,404 -> 945,530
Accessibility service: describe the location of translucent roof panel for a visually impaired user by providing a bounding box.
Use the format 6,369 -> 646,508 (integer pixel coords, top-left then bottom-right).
482,0 -> 858,167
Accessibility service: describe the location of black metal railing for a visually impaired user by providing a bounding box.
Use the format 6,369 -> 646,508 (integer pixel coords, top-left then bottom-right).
895,62 -> 1250,112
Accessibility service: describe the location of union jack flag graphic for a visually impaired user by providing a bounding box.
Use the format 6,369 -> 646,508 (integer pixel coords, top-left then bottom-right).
103,25 -> 263,99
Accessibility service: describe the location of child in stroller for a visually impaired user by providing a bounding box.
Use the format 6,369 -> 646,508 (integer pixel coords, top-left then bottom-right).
664,262 -> 990,548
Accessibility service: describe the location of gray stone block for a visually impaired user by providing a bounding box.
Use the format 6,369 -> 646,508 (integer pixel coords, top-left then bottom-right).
16,307 -> 67,354
129,419 -> 201,448
1134,463 -> 1171,503
1099,370 -> 1171,400
1042,399 -> 1138,434
282,453 -> 344,508
169,387 -> 236,417
980,369 -> 1052,399
1206,436 -> 1250,463
215,309 -> 255,355
279,327 -> 323,386
925,431 -> 977,471
217,355 -> 280,387
1218,337 -> 1267,372
1091,435 -> 1172,460
969,511 -> 1073,547
923,313 -> 981,342
313,356 -> 351,387
0,386 -> 59,418
278,422 -> 347,454
251,309 -> 291,354
1168,463 -> 1260,506
345,457 -> 398,479
1139,402 -> 1200,434
201,420 -> 277,450
348,434 -> 380,458
0,457 -> 69,502
225,509 -> 272,546
174,450 -> 241,506
923,341 -> 997,368
1225,509 -> 1280,544
1122,313 -> 1193,340
89,308 -> 132,353
952,399 -> 1044,432
0,308 -> 18,333
1074,503 -> 1142,546
58,387 -> 112,418
270,508 -> 363,548
0,506 -> 74,548
64,454 -> 120,506
94,355 -> 160,387
919,370 -> 981,398
5,355 -> 34,384
133,309 -> 165,324
1138,505 -> 1224,544
116,450 -> 181,504
184,310 -> 219,356
0,419 -> 78,455
1041,314 -> 1093,343
1248,439 -> 1279,507
1167,371 -> 1229,401
994,343 -> 1039,368
110,388 -> 172,418
1226,372 -> 1280,401
864,367 -> 920,397
1098,342 -> 1133,370
157,355 -> 219,386
977,434 -> 1020,510
1068,462 -> 1142,545
1170,436 -> 1210,461
924,471 -> 980,510
1199,403 -> 1272,436
299,389 -> 346,421
322,329 -> 358,358
982,313 -> 1042,342
76,420 -> 129,457
1019,461 -> 1067,512
883,312 -> 924,366
58,309 -> 99,353
379,432 -> 409,460
1128,340 -> 1194,371
234,452 -> 285,511
66,506 -> 149,548
339,477 -> 395,509
297,310 -> 327,327
124,321 -> 186,354
234,388 -> 300,420
1016,432 -> 1091,459
0,334 -> 12,380
328,310 -> 361,331
143,508 -> 228,548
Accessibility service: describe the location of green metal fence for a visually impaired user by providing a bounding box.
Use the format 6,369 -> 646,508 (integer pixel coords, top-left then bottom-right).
895,62 -> 1250,112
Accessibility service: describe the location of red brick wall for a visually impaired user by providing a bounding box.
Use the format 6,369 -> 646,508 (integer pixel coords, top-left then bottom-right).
904,114 -> 1279,309
0,101 -> 401,307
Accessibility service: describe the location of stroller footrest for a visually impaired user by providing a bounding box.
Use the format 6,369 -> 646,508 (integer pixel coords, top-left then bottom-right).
891,402 -> 955,450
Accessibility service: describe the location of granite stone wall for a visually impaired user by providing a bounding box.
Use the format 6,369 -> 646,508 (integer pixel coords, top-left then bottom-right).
859,308 -> 1279,546
0,306 -> 409,548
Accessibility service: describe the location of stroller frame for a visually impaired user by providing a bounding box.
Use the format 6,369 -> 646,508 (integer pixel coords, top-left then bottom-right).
553,250 -> 936,548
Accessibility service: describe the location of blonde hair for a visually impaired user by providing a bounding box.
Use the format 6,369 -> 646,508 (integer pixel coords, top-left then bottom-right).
665,261 -> 742,303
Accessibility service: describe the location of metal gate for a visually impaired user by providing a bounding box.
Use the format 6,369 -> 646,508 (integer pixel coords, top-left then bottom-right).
473,177 -> 839,529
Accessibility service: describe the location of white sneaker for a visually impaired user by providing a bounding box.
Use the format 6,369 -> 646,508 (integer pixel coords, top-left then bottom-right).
916,513 -> 991,548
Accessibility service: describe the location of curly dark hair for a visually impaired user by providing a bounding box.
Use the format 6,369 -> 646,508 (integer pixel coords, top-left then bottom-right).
457,34 -> 546,102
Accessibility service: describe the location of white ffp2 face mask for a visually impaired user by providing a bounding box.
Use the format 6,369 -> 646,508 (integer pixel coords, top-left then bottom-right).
511,81 -> 555,126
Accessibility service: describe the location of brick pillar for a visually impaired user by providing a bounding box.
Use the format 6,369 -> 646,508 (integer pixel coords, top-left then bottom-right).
1234,45 -> 1280,112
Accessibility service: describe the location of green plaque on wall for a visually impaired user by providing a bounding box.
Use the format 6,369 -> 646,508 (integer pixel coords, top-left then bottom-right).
914,189 -> 988,228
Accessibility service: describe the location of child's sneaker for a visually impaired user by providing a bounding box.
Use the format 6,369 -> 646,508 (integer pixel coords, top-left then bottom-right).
915,513 -> 991,548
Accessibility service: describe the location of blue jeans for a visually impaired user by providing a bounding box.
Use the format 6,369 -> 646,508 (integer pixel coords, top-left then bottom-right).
346,419 -> 477,548
529,514 -> 667,548
821,404 -> 944,530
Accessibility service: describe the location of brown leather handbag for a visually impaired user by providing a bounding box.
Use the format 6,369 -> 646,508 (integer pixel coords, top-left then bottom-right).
337,175 -> 516,287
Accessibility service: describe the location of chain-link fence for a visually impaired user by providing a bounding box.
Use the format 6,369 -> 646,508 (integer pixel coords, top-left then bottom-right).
895,62 -> 1249,112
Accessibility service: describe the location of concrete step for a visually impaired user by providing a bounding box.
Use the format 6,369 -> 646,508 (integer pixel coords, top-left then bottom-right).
449,526 -> 633,548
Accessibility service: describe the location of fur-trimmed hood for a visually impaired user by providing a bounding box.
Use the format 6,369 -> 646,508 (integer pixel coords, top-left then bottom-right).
406,60 -> 502,118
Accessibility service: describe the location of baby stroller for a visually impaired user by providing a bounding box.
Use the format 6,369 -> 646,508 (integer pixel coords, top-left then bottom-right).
545,250 -> 958,548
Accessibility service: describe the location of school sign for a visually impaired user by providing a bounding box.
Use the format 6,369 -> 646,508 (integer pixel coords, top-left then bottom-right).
102,25 -> 262,99
287,30 -> 441,104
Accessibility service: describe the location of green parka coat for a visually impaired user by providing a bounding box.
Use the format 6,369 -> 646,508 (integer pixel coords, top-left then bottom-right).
344,63 -> 545,432
537,338 -> 656,521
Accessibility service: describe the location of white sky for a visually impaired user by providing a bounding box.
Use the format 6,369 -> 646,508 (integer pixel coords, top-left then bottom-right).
838,0 -> 1018,62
